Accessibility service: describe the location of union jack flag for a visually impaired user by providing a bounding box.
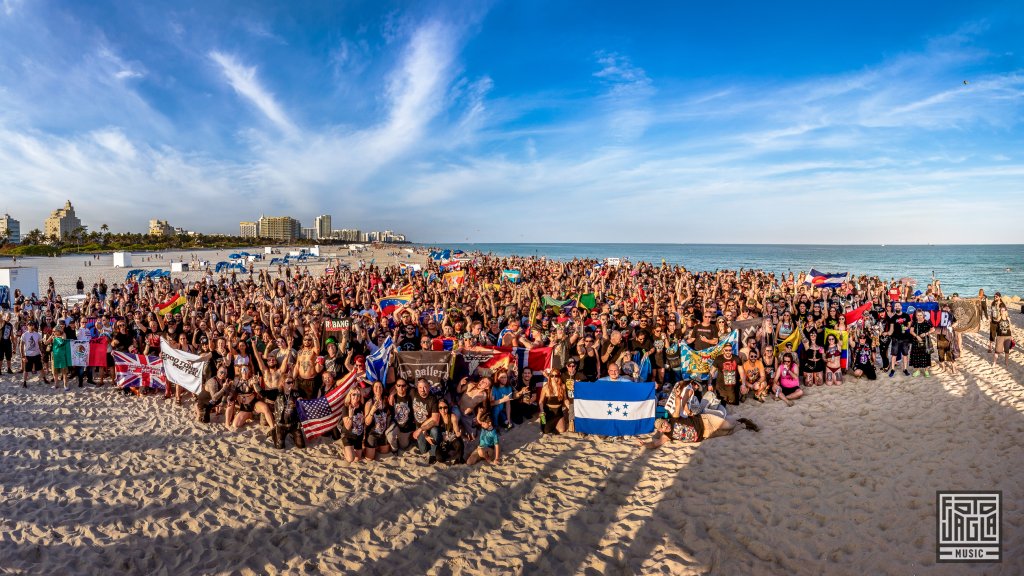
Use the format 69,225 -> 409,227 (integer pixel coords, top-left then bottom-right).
113,351 -> 167,390
296,369 -> 362,440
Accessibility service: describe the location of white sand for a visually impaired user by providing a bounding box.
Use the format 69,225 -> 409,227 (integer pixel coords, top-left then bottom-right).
2,245 -> 422,298
1,255 -> 1022,574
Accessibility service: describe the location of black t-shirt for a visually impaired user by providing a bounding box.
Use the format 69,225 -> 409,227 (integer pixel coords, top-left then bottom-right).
601,341 -> 625,368
713,355 -> 741,390
887,313 -> 911,340
411,391 -> 438,427
853,343 -> 873,367
912,320 -> 933,341
691,325 -> 717,351
392,392 -> 416,432
110,331 -> 135,353
340,405 -> 365,438
996,318 -> 1012,337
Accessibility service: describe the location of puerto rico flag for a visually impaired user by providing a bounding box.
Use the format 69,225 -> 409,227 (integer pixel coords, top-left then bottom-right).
805,269 -> 848,288
113,351 -> 167,390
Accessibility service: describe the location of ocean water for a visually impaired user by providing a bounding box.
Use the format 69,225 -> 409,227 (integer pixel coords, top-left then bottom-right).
435,243 -> 1024,297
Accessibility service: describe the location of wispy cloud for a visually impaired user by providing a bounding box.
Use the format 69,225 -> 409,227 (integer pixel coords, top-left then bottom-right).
210,51 -> 298,137
0,2 -> 1021,244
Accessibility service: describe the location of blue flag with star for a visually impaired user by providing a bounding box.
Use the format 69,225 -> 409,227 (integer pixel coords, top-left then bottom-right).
573,379 -> 656,436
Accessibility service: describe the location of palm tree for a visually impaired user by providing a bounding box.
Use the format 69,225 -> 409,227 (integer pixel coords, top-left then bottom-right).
21,229 -> 43,246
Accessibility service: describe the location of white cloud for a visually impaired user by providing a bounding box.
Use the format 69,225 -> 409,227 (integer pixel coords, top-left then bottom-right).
2,0 -> 22,17
210,51 -> 298,137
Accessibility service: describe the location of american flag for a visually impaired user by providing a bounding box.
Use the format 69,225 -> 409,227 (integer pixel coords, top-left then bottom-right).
296,369 -> 360,440
113,351 -> 167,390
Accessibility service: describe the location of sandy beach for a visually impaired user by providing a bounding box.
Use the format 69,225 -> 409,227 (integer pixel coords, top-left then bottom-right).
1,245 -> 422,299
0,254 -> 1021,575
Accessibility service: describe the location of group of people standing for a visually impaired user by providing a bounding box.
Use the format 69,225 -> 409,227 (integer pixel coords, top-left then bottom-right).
0,249 -> 1017,461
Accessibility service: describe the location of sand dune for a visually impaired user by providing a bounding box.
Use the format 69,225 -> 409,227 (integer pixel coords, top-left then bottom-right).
1,254 -> 1022,574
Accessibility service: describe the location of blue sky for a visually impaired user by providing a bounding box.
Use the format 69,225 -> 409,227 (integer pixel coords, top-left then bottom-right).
1,0 -> 1022,243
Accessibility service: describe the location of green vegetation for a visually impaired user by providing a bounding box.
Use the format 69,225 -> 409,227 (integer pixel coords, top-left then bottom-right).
0,226 -> 318,256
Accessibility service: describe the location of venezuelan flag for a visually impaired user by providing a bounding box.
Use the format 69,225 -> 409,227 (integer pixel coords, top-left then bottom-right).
378,294 -> 412,316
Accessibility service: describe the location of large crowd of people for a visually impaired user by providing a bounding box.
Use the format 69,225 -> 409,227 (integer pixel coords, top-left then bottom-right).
0,249 -> 1017,462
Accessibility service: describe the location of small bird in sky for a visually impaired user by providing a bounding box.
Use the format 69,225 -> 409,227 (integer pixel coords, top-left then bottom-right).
963,80 -> 969,85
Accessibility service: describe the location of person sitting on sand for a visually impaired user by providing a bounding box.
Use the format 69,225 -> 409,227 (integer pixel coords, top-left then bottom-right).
435,398 -> 465,464
226,365 -> 274,432
411,377 -> 442,464
741,347 -> 768,402
772,352 -> 803,406
196,364 -> 233,424
466,412 -> 500,466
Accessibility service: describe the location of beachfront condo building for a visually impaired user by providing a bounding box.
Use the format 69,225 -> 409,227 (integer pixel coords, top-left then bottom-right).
240,221 -> 258,238
44,200 -> 82,240
0,213 -> 20,244
149,219 -> 175,236
333,229 -> 362,242
314,214 -> 332,240
256,216 -> 301,241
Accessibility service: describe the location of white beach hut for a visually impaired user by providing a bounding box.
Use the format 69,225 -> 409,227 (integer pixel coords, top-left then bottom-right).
113,252 -> 133,268
0,267 -> 40,302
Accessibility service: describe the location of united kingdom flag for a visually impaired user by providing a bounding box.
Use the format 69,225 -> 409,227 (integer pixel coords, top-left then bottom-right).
113,351 -> 167,390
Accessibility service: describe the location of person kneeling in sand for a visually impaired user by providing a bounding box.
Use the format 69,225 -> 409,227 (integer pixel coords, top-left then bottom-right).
466,413 -> 500,466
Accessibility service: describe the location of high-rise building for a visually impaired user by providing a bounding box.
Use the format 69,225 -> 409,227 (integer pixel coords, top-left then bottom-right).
257,216 -> 301,241
239,221 -> 258,238
301,227 -> 316,240
314,214 -> 332,240
0,213 -> 20,244
44,200 -> 83,240
149,219 -> 175,236
333,228 -> 362,242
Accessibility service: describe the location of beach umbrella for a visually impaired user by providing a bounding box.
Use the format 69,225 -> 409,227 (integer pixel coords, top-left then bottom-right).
899,277 -> 917,286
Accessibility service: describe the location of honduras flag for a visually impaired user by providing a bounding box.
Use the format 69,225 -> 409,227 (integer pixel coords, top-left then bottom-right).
574,379 -> 656,436
365,336 -> 393,383
805,269 -> 848,288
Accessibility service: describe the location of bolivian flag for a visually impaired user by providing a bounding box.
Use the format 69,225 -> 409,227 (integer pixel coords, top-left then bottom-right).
157,294 -> 187,316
